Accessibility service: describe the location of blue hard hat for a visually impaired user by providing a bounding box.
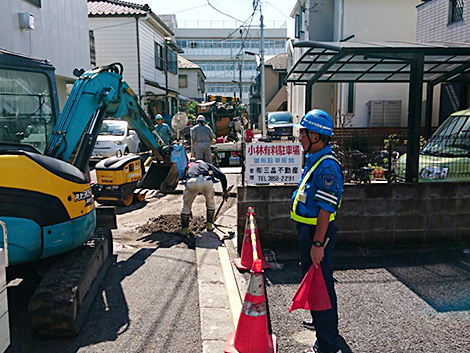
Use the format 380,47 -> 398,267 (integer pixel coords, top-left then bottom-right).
294,109 -> 334,136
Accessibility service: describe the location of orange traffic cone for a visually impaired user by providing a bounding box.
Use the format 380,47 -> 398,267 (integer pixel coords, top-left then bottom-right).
234,207 -> 270,271
225,259 -> 277,353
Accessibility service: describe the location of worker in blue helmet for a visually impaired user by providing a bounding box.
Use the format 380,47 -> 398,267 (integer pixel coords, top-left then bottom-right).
291,109 -> 343,353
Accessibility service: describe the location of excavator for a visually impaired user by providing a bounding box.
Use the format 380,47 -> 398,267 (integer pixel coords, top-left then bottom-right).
0,49 -> 179,336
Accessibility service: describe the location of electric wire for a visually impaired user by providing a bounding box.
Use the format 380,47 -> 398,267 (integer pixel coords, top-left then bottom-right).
207,0 -> 243,22
174,3 -> 209,14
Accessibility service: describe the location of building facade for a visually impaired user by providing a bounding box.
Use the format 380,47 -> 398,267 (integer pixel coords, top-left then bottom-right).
174,21 -> 288,104
250,53 -> 288,124
417,0 -> 470,125
0,0 -> 91,108
178,56 -> 206,101
288,0 -> 421,128
88,0 -> 181,121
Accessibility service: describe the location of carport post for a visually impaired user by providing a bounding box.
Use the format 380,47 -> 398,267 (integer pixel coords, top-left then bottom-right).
406,53 -> 424,183
306,84 -> 312,112
425,84 -> 434,140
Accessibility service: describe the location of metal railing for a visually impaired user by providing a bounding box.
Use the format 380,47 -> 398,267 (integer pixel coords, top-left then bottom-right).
178,20 -> 287,29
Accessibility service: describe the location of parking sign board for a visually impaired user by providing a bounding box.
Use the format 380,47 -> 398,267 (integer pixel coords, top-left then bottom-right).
245,143 -> 302,184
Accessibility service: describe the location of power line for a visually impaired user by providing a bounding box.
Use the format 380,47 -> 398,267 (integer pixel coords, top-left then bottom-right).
174,4 -> 209,14
265,1 -> 294,21
207,0 -> 243,22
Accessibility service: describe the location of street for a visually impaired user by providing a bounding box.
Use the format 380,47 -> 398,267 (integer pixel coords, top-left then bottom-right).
5,170 -> 238,353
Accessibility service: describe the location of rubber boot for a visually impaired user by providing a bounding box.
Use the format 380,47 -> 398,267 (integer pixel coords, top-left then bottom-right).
206,209 -> 215,231
180,214 -> 190,237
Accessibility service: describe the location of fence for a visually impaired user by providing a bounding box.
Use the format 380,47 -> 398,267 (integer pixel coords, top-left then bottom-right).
330,127 -> 470,183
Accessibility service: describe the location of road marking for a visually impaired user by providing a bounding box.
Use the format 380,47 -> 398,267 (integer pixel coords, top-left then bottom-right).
218,246 -> 242,328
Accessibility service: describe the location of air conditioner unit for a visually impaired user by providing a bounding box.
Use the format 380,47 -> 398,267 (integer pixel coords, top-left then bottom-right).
368,100 -> 401,127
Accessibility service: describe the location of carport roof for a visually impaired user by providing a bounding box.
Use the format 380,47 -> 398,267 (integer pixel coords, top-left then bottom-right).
286,41 -> 470,84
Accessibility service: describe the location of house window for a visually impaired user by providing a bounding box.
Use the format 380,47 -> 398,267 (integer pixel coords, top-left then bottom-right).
179,75 -> 188,88
449,0 -> 464,23
155,43 -> 164,70
167,50 -> 178,74
25,0 -> 41,7
89,31 -> 96,67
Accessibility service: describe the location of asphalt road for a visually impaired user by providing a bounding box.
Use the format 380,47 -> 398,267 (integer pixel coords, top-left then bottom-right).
262,246 -> 470,353
5,187 -> 211,353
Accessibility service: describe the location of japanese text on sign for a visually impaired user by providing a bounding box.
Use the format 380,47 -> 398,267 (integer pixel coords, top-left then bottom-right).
245,143 -> 302,184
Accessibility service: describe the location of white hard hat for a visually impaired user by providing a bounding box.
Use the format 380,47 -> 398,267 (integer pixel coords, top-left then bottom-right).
197,115 -> 205,122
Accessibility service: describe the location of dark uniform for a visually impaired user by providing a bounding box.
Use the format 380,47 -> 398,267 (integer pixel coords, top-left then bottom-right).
291,144 -> 343,353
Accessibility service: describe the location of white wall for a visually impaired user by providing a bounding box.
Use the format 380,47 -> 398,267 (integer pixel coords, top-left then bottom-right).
179,69 -> 203,99
339,0 -> 422,127
0,0 -> 90,108
139,20 -> 167,91
89,17 -> 139,97
417,0 -> 470,42
417,0 -> 470,128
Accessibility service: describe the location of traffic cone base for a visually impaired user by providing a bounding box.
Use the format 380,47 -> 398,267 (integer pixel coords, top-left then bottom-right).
225,331 -> 277,353
234,257 -> 271,271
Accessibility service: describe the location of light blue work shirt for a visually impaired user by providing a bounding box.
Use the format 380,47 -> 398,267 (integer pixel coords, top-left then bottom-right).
154,123 -> 172,145
291,145 -> 343,219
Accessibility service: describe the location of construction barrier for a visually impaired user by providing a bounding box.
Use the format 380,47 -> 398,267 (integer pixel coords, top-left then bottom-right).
234,207 -> 270,271
225,259 -> 277,353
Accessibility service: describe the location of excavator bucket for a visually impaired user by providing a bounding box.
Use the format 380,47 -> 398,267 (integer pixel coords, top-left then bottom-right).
139,161 -> 179,193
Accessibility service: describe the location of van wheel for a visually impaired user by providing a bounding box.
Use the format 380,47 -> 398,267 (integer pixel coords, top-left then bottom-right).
124,147 -> 129,155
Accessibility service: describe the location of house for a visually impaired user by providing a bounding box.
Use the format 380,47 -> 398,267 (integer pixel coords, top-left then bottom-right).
250,53 -> 288,124
178,56 -> 206,101
88,0 -> 182,121
417,0 -> 470,126
288,0 -> 421,127
0,0 -> 91,108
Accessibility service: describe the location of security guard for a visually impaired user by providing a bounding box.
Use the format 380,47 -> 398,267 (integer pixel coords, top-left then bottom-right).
191,115 -> 215,163
180,160 -> 228,237
154,114 -> 173,145
291,109 -> 343,353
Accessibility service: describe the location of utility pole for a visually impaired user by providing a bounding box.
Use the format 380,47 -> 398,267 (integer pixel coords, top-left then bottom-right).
238,60 -> 243,103
260,4 -> 266,136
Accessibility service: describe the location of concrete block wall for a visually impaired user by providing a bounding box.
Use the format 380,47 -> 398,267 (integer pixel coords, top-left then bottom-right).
237,182 -> 470,251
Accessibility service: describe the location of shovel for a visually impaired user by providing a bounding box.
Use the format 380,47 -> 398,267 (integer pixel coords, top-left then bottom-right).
214,185 -> 234,222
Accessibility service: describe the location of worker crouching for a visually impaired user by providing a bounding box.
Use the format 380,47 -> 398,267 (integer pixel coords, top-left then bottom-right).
180,160 -> 228,237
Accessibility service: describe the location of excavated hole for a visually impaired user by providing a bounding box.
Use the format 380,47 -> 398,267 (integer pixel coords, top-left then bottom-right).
138,214 -> 206,235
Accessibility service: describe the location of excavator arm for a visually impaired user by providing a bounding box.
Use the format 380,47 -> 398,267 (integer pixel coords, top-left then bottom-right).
45,63 -> 164,173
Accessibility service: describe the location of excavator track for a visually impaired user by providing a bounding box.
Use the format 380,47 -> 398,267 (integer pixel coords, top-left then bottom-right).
29,229 -> 113,337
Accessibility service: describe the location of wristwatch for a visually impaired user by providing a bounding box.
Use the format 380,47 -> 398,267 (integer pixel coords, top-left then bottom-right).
312,241 -> 324,248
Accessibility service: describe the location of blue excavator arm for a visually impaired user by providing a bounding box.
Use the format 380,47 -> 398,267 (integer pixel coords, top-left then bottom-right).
45,63 -> 164,172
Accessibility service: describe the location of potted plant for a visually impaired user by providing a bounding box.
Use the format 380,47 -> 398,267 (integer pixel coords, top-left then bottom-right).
369,163 -> 385,179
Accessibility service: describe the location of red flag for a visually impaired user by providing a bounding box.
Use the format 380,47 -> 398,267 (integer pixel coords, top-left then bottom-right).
290,265 -> 332,312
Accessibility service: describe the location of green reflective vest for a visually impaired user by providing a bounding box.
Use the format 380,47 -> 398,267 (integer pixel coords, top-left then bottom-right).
290,154 -> 341,225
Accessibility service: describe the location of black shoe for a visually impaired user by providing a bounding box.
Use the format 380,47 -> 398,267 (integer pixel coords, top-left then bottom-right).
302,320 -> 315,330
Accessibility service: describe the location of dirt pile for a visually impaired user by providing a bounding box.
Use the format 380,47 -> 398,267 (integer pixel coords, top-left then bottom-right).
138,214 -> 206,235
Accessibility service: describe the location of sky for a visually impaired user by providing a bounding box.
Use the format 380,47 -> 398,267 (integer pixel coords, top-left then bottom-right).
143,0 -> 298,38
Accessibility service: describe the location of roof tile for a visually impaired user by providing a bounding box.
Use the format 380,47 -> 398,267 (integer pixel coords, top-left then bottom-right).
88,0 -> 149,16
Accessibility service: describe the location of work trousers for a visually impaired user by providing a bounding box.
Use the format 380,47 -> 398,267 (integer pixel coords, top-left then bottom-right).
181,176 -> 215,215
194,141 -> 212,163
297,222 -> 338,353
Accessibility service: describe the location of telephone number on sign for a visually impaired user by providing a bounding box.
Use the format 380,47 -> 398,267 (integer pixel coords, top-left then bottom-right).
253,175 -> 297,182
